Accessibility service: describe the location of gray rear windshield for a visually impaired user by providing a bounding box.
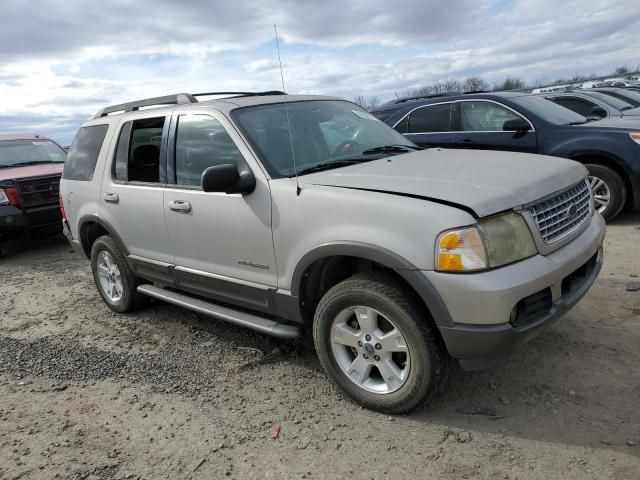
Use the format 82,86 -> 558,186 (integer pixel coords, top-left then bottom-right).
232,100 -> 415,178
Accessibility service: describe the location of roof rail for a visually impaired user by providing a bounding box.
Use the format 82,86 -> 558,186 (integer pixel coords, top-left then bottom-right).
93,91 -> 287,119
193,90 -> 285,98
393,91 -> 461,104
93,93 -> 197,119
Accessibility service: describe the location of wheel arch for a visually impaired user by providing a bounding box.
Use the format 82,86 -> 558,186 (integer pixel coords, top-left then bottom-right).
78,214 -> 129,259
290,242 -> 455,329
568,150 -> 636,208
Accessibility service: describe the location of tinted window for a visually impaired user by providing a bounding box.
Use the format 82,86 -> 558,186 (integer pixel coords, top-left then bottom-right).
407,104 -> 451,133
585,92 -> 633,110
63,125 -> 108,181
0,140 -> 66,168
460,101 -> 522,131
551,98 -> 595,117
594,90 -> 640,108
511,96 -> 586,125
174,115 -> 243,187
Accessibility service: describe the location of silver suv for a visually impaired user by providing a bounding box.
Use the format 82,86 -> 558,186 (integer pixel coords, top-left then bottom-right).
60,91 -> 605,413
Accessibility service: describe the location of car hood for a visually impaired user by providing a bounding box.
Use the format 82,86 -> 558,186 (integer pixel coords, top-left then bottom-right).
0,163 -> 64,182
575,117 -> 640,130
621,107 -> 640,116
303,149 -> 587,217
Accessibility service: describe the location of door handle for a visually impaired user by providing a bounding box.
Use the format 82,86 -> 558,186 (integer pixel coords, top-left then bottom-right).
169,200 -> 192,213
104,193 -> 119,204
462,139 -> 475,144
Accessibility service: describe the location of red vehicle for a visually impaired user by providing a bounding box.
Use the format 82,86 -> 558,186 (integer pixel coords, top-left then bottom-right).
0,134 -> 67,253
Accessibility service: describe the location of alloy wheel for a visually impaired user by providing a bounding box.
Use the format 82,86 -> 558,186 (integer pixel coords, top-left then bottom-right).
589,175 -> 611,214
330,306 -> 411,394
96,251 -> 124,302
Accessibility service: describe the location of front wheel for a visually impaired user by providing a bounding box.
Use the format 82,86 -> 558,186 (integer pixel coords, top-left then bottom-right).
585,164 -> 626,221
313,273 -> 450,414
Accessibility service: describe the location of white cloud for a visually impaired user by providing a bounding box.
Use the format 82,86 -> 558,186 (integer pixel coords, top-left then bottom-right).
0,0 -> 638,143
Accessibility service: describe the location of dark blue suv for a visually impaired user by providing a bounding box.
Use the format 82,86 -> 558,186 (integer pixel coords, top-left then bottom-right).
372,92 -> 640,221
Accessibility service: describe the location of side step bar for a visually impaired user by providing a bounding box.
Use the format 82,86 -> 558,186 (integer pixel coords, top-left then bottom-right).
136,284 -> 302,339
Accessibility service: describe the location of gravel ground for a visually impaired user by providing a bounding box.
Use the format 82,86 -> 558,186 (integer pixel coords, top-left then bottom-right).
0,213 -> 639,479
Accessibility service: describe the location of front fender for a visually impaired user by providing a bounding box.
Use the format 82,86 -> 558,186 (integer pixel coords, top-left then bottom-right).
290,241 -> 455,327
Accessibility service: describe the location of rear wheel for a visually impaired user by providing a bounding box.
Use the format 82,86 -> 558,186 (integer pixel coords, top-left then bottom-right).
313,272 -> 450,413
90,235 -> 146,313
585,164 -> 626,221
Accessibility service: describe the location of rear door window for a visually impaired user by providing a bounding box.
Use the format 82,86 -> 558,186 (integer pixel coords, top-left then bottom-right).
113,117 -> 166,183
63,125 -> 109,181
406,103 -> 452,133
460,101 -> 523,131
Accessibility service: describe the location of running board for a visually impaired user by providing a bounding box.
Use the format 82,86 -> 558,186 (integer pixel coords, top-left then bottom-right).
136,284 -> 301,339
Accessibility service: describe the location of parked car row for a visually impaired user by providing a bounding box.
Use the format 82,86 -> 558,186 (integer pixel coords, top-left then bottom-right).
371,91 -> 640,221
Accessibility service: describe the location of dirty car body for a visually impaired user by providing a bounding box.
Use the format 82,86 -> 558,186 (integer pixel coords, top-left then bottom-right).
60,93 -> 605,413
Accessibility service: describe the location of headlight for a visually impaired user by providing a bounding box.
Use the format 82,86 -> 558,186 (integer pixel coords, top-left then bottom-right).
0,189 -> 10,206
436,212 -> 537,272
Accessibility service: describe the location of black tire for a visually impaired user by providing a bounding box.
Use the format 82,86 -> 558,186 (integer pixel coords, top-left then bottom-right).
313,272 -> 450,414
90,235 -> 146,313
585,164 -> 626,222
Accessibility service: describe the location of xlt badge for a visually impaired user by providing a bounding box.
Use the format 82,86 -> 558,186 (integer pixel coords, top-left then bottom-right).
238,260 -> 270,270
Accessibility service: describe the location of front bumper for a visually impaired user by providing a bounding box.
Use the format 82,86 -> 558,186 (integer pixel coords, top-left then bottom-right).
0,203 -> 61,236
426,213 -> 605,370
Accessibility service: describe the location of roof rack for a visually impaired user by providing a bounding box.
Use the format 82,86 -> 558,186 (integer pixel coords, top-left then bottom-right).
93,93 -> 196,119
392,91 -> 461,104
192,90 -> 285,98
93,90 -> 286,119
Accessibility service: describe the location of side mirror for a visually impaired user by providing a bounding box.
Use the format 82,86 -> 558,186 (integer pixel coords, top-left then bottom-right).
201,164 -> 256,195
503,118 -> 531,132
590,106 -> 607,118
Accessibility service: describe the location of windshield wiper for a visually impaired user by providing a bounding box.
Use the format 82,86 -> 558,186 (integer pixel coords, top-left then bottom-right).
362,145 -> 422,155
296,158 -> 373,175
620,106 -> 634,112
9,160 -> 64,167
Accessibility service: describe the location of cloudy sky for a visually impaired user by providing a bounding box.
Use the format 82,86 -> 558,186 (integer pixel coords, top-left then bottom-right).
1,0 -> 638,144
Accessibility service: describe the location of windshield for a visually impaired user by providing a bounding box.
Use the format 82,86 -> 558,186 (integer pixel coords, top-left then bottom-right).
511,95 -> 588,125
584,92 -> 634,110
232,100 -> 416,178
0,139 -> 67,168
595,89 -> 640,108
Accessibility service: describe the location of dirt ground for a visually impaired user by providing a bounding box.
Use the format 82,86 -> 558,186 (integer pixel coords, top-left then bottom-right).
0,213 -> 639,480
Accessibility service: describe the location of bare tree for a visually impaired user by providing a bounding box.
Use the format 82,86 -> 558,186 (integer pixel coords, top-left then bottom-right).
462,75 -> 489,92
492,76 -> 526,91
614,64 -> 629,75
351,95 -> 380,111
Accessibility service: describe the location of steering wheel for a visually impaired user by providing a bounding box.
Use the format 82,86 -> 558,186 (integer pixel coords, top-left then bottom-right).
332,140 -> 363,157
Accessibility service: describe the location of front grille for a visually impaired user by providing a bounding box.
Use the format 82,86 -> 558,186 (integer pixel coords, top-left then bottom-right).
526,179 -> 591,244
17,175 -> 61,208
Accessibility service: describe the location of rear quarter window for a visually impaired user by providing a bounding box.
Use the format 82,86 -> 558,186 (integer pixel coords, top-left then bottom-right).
62,124 -> 109,181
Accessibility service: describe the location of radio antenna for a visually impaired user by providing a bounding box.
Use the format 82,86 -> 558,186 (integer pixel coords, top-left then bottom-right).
274,24 -> 301,196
